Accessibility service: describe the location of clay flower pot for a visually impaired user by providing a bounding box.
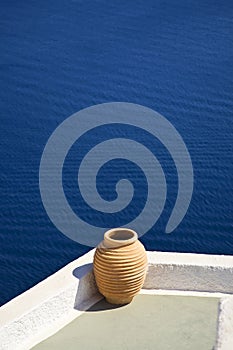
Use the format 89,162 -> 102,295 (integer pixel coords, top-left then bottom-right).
93,228 -> 147,305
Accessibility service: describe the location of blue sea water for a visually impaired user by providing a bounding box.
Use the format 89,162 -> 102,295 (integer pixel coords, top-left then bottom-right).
0,0 -> 233,306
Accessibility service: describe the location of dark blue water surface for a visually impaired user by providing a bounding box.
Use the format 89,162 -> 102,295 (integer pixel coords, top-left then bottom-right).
1,0 -> 233,305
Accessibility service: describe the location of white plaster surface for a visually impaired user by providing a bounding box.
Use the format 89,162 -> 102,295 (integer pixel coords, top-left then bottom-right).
0,250 -> 233,350
215,296 -> 233,350
0,249 -> 102,350
145,251 -> 233,293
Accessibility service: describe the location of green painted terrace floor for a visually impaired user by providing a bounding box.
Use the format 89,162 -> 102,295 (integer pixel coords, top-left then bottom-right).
33,294 -> 219,350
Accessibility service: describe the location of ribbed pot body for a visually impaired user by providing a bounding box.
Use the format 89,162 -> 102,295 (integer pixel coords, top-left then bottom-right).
93,228 -> 147,305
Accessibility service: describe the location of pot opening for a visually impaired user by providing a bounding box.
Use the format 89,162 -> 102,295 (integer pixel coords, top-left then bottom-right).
107,229 -> 136,241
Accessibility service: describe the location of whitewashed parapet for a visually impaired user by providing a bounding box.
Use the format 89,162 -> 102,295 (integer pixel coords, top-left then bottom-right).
144,251 -> 233,294
1,250 -> 233,350
0,249 -> 101,350
215,296 -> 233,350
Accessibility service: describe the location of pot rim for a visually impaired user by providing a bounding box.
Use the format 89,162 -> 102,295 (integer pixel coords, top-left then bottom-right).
104,228 -> 138,247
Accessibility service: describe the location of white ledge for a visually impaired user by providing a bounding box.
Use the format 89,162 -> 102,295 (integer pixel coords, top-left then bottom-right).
145,251 -> 233,294
0,249 -> 102,350
0,250 -> 233,350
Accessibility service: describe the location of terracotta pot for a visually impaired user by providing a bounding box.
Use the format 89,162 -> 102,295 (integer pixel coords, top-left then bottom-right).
93,228 -> 147,305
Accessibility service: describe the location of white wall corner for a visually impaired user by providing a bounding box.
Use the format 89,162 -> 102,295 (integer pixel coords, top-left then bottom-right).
215,296 -> 233,350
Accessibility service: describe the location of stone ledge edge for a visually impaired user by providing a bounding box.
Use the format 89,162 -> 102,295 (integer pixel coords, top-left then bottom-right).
0,250 -> 233,350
